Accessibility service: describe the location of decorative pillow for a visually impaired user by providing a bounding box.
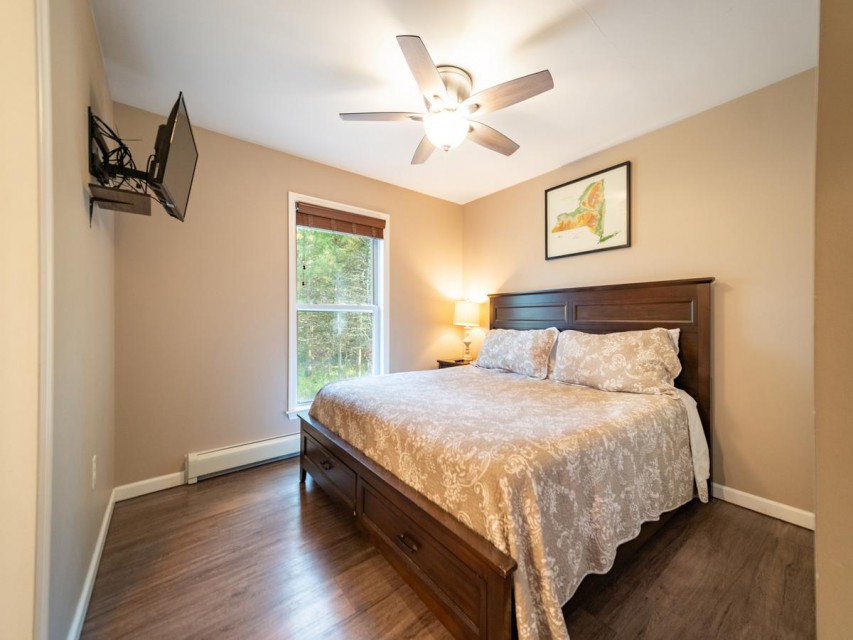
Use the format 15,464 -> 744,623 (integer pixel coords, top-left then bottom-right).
551,328 -> 682,397
474,327 -> 559,379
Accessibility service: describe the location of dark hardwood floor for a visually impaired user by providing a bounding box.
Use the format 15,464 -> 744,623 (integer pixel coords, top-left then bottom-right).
81,459 -> 815,639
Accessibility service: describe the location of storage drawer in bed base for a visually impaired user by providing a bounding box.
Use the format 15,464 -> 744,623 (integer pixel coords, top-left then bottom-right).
359,478 -> 484,638
301,431 -> 356,513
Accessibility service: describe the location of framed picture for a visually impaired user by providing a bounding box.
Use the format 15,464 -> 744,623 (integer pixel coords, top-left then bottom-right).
545,161 -> 631,260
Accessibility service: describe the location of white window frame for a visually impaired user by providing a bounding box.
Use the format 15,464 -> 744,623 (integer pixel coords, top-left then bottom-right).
286,192 -> 390,416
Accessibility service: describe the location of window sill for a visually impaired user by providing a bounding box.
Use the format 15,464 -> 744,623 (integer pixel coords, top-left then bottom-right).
285,407 -> 310,420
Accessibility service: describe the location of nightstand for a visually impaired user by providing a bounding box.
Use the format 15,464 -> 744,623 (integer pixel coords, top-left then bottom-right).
437,359 -> 470,369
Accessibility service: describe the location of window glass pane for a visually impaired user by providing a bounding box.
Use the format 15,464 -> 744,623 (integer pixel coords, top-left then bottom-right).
297,310 -> 374,404
296,227 -> 374,305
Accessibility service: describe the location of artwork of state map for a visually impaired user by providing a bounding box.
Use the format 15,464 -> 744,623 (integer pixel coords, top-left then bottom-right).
550,179 -> 617,244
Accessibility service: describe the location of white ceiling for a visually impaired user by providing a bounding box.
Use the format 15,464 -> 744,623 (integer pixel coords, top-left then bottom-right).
91,0 -> 819,204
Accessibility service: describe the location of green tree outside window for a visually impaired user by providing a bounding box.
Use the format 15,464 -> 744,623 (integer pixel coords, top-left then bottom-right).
296,227 -> 378,404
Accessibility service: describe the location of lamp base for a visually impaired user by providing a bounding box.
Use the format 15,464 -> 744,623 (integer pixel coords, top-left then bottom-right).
462,327 -> 473,361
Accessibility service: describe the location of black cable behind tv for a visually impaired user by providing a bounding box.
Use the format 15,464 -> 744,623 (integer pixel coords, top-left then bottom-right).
87,92 -> 198,225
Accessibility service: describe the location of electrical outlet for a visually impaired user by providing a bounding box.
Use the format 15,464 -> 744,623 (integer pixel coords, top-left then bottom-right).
91,455 -> 97,490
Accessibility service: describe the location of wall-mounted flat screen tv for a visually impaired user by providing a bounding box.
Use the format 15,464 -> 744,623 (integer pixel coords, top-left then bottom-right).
150,92 -> 198,222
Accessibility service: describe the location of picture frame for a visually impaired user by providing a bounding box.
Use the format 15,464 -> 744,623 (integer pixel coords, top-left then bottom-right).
545,161 -> 631,260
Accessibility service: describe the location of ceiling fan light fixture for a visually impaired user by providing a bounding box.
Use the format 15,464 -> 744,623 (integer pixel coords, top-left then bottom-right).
340,36 -> 554,164
424,109 -> 469,151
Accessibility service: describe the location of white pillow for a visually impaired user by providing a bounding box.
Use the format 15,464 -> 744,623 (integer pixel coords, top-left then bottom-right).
551,328 -> 682,397
474,327 -> 559,379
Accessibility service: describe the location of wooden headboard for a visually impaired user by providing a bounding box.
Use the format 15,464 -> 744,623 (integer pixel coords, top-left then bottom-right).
490,277 -> 714,473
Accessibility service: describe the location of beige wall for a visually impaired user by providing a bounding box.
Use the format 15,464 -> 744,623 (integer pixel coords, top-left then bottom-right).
463,71 -> 817,512
113,103 -> 464,485
47,0 -> 116,637
0,0 -> 40,636
814,0 -> 853,635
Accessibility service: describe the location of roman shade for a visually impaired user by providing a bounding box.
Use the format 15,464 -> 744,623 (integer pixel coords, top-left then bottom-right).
296,202 -> 386,239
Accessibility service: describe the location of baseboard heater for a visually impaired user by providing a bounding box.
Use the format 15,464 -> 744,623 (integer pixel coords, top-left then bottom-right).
185,433 -> 300,484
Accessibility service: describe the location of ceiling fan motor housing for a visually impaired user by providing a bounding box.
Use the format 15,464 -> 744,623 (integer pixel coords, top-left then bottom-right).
433,65 -> 473,109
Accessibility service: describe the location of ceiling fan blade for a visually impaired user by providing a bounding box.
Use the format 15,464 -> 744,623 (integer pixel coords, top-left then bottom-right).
340,112 -> 424,122
411,136 -> 436,164
468,121 -> 520,156
464,70 -> 553,115
397,35 -> 447,105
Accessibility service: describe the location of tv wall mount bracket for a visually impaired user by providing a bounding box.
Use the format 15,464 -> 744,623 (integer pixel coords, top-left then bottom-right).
87,107 -> 154,225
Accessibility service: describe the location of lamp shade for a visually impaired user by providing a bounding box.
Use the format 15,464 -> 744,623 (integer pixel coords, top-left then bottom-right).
453,300 -> 480,327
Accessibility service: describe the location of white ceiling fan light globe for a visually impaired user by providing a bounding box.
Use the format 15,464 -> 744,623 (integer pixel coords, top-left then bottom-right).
424,109 -> 470,151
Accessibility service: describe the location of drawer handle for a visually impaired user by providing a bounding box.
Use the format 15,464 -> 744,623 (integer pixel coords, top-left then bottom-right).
396,533 -> 419,554
320,460 -> 333,471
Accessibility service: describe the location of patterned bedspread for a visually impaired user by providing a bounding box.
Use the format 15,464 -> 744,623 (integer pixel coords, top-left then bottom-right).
309,365 -> 698,640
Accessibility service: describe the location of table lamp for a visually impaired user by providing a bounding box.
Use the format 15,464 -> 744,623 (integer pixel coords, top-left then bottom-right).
453,300 -> 480,361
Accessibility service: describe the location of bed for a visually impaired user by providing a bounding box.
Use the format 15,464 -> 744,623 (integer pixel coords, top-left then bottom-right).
298,277 -> 713,640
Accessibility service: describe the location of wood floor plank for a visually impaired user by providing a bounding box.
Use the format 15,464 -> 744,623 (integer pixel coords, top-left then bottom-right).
564,608 -> 617,640
564,500 -> 816,639
82,458 -> 815,639
331,589 -> 453,640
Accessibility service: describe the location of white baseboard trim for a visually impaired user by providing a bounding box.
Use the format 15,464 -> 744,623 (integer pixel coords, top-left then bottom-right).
114,472 -> 185,503
711,482 -> 815,530
66,488 -> 115,640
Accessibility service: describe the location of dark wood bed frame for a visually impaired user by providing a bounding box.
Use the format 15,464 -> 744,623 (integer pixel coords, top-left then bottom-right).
299,277 -> 714,640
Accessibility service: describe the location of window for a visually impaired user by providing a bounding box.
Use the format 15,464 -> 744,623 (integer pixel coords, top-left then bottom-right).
288,195 -> 389,414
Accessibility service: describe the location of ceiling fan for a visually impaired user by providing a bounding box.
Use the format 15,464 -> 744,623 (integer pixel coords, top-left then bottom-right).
340,35 -> 554,164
